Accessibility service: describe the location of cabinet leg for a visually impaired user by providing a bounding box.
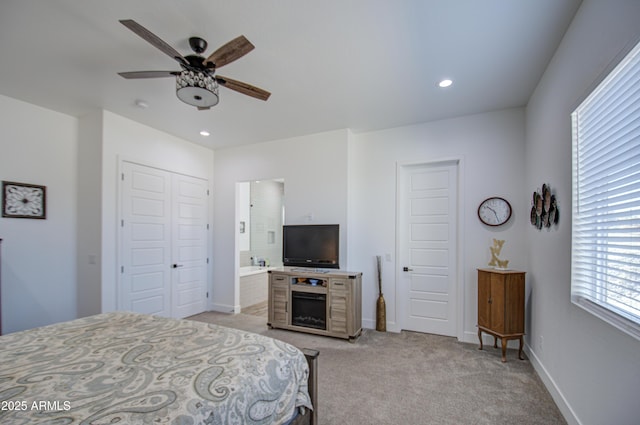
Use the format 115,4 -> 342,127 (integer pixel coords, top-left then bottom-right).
493,336 -> 498,349
478,329 -> 483,350
518,336 -> 524,360
501,338 -> 507,363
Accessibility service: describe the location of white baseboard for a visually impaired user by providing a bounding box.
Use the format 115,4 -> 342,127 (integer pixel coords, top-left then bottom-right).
462,330 -> 478,344
363,319 -> 401,333
524,344 -> 582,425
208,302 -> 239,314
462,330 -> 526,349
362,318 -> 375,330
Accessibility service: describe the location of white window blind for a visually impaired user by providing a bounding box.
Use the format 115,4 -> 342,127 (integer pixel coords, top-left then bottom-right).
571,38 -> 640,341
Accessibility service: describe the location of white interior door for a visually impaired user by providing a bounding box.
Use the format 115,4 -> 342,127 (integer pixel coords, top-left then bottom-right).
121,162 -> 208,319
398,161 -> 458,336
120,162 -> 172,317
171,174 -> 208,318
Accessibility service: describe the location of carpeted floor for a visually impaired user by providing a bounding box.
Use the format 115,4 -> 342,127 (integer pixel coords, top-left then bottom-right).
187,310 -> 566,425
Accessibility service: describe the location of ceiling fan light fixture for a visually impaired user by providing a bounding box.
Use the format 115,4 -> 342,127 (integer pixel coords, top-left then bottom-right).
176,70 -> 219,108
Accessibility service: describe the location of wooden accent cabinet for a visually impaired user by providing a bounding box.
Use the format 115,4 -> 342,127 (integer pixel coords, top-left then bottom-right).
268,268 -> 362,341
477,268 -> 525,362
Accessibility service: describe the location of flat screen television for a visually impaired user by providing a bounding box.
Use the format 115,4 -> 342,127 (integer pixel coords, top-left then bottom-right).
282,224 -> 339,269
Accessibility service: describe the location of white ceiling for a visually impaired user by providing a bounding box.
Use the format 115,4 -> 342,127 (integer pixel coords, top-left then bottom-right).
0,0 -> 581,149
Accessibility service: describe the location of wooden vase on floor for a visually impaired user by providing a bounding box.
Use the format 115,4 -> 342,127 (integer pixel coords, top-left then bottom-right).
376,294 -> 386,332
375,255 -> 386,332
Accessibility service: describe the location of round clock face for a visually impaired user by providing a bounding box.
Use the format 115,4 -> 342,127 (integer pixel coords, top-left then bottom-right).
478,197 -> 512,226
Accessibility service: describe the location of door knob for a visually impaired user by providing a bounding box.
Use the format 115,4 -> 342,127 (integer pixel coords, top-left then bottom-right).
172,264 -> 184,268
403,267 -> 413,272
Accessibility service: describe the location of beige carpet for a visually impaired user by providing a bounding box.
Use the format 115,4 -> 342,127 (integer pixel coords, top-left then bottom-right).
187,311 -> 566,425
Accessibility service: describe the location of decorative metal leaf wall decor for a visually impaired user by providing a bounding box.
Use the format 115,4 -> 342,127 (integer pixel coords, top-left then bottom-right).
530,183 -> 558,230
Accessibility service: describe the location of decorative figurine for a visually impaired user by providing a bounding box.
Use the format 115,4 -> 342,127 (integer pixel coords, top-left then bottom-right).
488,239 -> 509,269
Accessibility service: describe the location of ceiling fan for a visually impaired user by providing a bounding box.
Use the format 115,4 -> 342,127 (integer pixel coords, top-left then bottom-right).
118,19 -> 270,110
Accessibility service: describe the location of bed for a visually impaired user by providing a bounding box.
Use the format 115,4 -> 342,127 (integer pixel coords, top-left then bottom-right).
0,311 -> 318,425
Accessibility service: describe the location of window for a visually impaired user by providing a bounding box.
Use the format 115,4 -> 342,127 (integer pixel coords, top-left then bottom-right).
571,38 -> 640,341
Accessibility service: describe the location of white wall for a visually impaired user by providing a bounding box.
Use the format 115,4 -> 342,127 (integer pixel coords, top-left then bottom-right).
212,129 -> 349,312
524,1 -> 640,424
349,108 -> 527,335
98,111 -> 215,313
76,110 -> 103,318
0,95 -> 78,333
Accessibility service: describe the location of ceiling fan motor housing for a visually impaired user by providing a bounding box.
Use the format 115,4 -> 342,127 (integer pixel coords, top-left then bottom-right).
188,37 -> 208,54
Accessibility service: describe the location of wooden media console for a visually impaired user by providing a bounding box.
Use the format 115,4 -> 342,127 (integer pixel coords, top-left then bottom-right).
268,268 -> 362,341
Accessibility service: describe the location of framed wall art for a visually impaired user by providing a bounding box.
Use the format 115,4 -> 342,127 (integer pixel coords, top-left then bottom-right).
2,181 -> 47,219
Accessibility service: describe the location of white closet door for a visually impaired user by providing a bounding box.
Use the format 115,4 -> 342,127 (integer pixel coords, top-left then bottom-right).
120,162 -> 172,317
120,162 -> 208,319
171,174 -> 208,318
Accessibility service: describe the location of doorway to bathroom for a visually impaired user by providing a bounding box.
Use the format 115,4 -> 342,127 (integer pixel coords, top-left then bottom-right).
237,179 -> 285,313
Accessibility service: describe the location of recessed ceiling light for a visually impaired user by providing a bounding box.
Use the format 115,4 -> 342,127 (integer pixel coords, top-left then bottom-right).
438,79 -> 453,88
200,130 -> 210,137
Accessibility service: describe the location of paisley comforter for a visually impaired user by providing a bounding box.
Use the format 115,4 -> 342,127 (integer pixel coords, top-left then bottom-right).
0,312 -> 312,424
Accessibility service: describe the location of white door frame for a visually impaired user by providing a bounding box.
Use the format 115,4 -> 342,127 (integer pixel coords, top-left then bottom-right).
395,158 -> 465,340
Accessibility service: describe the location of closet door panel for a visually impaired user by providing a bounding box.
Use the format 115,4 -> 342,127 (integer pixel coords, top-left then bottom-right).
171,174 -> 208,318
121,162 -> 172,317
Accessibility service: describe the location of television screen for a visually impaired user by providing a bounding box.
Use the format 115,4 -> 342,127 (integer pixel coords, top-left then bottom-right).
283,224 -> 339,269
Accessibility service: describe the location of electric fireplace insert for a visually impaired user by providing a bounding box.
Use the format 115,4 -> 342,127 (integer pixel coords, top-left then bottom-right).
291,291 -> 327,330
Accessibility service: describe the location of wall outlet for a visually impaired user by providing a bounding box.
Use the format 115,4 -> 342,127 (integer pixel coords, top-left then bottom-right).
538,335 -> 544,352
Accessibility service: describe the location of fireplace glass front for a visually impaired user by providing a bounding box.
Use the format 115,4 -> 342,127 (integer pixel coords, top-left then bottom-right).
291,291 -> 327,330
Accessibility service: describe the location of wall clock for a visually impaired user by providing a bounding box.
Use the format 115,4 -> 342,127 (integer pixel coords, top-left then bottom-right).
478,197 -> 511,226
2,181 -> 47,219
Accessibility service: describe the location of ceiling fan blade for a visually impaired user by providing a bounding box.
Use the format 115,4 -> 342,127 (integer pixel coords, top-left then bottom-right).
120,19 -> 186,65
205,35 -> 254,68
118,71 -> 178,79
216,75 -> 270,101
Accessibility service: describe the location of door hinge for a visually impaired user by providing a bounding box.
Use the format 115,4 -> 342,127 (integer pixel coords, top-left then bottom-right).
207,189 -> 210,196
121,219 -> 124,227
206,258 -> 210,264
121,266 -> 124,273
206,292 -> 209,298
121,173 -> 124,181
207,224 -> 209,230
